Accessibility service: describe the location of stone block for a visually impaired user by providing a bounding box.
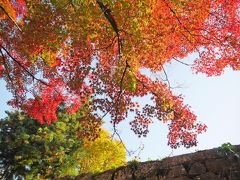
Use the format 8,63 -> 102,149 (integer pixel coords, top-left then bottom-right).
76,173 -> 93,180
95,170 -> 114,180
135,161 -> 160,179
189,162 -> 206,176
200,172 -> 219,180
114,166 -> 133,180
173,176 -> 191,180
205,158 -> 231,174
168,165 -> 187,177
145,176 -> 159,180
229,170 -> 240,180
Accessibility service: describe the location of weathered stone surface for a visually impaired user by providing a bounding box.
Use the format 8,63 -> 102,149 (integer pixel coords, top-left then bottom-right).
193,176 -> 200,180
75,173 -> 93,180
145,176 -> 158,180
205,158 -> 231,174
200,172 -> 219,180
159,176 -> 190,180
94,169 -> 114,180
60,145 -> 240,180
158,176 -> 167,180
189,162 -> 206,176
135,161 -> 161,179
114,166 -> 133,180
173,176 -> 191,180
157,168 -> 169,177
158,148 -> 221,168
168,165 -> 187,177
229,170 -> 240,180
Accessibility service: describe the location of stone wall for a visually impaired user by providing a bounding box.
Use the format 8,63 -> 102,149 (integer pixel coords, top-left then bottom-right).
61,145 -> 240,180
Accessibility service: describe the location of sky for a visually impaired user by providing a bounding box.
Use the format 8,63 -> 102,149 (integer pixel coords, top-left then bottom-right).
103,54 -> 240,161
1,54 -> 240,162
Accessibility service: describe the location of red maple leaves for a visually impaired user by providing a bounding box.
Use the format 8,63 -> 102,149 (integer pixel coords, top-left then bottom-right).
0,65 -> 3,77
193,0 -> 240,76
23,85 -> 64,124
1,0 -> 239,148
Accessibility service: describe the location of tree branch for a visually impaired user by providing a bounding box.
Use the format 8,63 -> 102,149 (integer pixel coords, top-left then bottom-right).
96,0 -> 122,57
173,57 -> 194,66
0,45 -> 49,86
162,0 -> 202,56
0,49 -> 21,105
161,65 -> 171,88
112,60 -> 130,132
0,5 -> 22,31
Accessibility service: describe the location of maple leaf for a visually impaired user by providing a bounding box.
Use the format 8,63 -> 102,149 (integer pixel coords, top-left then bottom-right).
0,0 -> 27,30
0,0 -> 17,22
1,0 -> 239,149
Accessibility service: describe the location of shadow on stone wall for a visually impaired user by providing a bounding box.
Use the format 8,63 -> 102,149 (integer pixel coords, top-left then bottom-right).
59,145 -> 240,180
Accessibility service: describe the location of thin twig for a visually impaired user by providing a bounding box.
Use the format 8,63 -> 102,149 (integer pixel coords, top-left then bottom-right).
161,65 -> 171,88
0,45 -> 49,86
111,128 -> 132,156
0,49 -> 20,105
117,61 -> 130,98
173,57 -> 194,66
162,0 -> 202,56
112,60 -> 130,137
99,67 -> 129,125
162,0 -> 197,42
93,35 -> 118,51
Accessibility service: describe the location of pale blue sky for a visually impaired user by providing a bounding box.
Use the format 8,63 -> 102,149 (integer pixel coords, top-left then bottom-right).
1,54 -> 240,161
104,55 -> 240,161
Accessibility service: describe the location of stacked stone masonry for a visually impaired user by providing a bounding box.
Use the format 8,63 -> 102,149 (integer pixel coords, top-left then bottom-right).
59,145 -> 240,180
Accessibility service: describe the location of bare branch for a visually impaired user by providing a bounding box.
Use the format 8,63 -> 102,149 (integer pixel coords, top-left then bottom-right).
161,65 -> 171,88
172,57 -> 194,66
111,127 -> 132,156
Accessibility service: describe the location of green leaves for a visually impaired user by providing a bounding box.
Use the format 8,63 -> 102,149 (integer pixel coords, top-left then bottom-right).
0,110 -> 126,179
113,65 -> 138,92
218,142 -> 236,156
56,121 -> 67,131
0,111 -> 83,178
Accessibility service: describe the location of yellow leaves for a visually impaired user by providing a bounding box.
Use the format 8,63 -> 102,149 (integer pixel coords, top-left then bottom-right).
113,62 -> 138,92
162,96 -> 174,111
80,129 -> 126,174
50,0 -> 69,9
31,49 -> 57,67
15,155 -> 22,160
170,0 -> 188,10
0,0 -> 22,30
30,49 -> 57,67
42,50 -> 56,67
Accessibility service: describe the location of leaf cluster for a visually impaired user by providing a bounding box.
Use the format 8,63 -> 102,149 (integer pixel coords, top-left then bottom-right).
0,111 -> 126,179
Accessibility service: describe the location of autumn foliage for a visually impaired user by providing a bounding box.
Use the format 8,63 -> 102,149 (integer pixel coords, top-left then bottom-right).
1,0 -> 239,148
0,111 -> 126,179
0,0 -> 27,27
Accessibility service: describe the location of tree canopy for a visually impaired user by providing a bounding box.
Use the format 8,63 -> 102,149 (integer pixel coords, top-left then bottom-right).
1,0 -> 239,148
0,110 -> 126,179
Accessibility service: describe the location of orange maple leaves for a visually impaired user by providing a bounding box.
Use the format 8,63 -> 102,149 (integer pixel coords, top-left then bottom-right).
0,0 -> 27,29
0,0 -> 17,21
1,0 -> 239,148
